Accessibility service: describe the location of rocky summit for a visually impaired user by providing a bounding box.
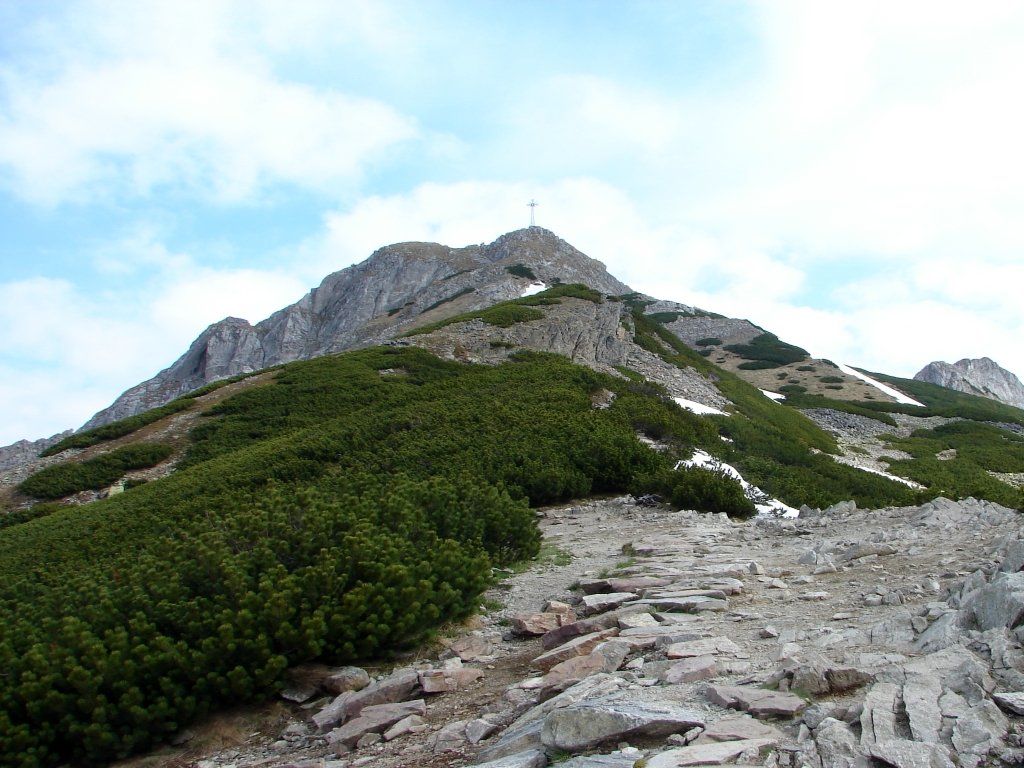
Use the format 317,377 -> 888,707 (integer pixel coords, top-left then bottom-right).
82,228 -> 631,429
915,357 -> 1024,411
168,494 -> 1024,768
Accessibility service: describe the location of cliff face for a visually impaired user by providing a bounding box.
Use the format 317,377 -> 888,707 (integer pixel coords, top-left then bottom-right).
914,357 -> 1024,410
83,228 -> 632,429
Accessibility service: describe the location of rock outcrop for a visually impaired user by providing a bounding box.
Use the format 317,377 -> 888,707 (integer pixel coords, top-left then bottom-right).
915,357 -> 1024,410
82,228 -> 633,429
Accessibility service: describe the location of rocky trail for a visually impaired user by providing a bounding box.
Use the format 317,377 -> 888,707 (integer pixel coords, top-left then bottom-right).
122,496 -> 1024,768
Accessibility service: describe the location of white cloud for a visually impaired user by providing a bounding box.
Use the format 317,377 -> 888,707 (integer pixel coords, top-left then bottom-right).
0,239 -> 307,443
0,0 -> 418,204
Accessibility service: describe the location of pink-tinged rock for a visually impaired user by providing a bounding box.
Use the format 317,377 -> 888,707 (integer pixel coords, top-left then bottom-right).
608,576 -> 674,593
327,699 -> 426,751
665,636 -> 741,659
419,667 -> 484,693
580,592 -> 640,616
322,666 -> 371,695
540,606 -> 651,650
664,655 -> 718,683
695,714 -> 783,743
538,641 -> 632,700
705,685 -> 807,718
512,611 -> 574,636
645,738 -> 774,767
383,714 -> 426,741
533,628 -> 620,671
448,634 -> 493,661
312,667 -> 419,731
618,612 -> 660,630
639,596 -> 728,613
543,600 -> 576,616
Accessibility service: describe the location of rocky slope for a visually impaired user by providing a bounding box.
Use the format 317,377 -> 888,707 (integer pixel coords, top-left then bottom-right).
138,495 -> 1024,768
83,228 -> 631,429
915,358 -> 1024,410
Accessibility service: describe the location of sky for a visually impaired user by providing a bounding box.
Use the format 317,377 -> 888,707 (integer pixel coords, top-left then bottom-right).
2,0 -> 1024,445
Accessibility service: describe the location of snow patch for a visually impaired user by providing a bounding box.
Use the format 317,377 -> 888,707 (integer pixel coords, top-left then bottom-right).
833,457 -> 924,488
673,397 -> 728,416
760,389 -> 785,402
520,281 -> 547,297
675,449 -> 799,518
837,363 -> 925,407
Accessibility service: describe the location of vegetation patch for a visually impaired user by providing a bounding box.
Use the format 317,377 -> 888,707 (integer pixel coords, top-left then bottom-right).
405,284 -> 598,337
696,337 -> 722,347
724,333 -> 809,366
18,442 -> 175,500
422,286 -> 475,313
819,375 -> 844,384
42,400 -> 194,456
738,360 -> 782,370
505,263 -> 537,280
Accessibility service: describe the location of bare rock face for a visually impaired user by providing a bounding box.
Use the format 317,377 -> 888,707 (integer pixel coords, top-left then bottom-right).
914,357 -> 1024,410
82,228 -> 634,429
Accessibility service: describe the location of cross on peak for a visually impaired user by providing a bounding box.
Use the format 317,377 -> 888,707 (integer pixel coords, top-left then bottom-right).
528,199 -> 538,227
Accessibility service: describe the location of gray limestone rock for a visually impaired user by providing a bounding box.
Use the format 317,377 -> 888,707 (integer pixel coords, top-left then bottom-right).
83,228 -> 639,428
960,571 -> 1024,632
470,748 -> 548,768
326,699 -> 426,751
643,738 -> 774,767
541,699 -> 705,752
813,718 -> 870,768
867,739 -> 954,768
312,667 -> 419,731
914,357 -> 1024,410
322,666 -> 371,695
705,685 -> 807,718
993,691 -> 1024,715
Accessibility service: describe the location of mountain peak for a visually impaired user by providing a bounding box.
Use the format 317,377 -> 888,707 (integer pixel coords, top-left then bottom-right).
81,229 -> 631,429
914,356 -> 1024,410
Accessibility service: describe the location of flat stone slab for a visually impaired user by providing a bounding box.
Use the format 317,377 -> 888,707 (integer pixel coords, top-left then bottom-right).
696,714 -> 783,743
617,611 -> 660,630
313,667 -> 419,731
665,636 -> 742,659
541,606 -> 651,650
868,739 -> 955,768
533,628 -> 620,671
580,576 -> 674,594
638,596 -> 729,613
469,748 -> 548,768
580,592 -> 640,616
542,700 -> 705,752
644,738 -> 774,767
512,611 -> 575,636
663,655 -> 718,683
327,699 -> 426,750
705,685 -> 807,718
419,667 -> 483,693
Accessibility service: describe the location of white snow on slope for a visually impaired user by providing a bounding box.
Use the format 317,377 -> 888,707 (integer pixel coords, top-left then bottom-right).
520,281 -> 547,297
673,397 -> 728,416
760,389 -> 785,402
837,363 -> 925,407
675,449 -> 799,518
832,458 -> 924,488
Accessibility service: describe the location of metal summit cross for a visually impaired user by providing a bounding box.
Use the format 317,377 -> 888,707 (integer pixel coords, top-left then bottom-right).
528,199 -> 538,227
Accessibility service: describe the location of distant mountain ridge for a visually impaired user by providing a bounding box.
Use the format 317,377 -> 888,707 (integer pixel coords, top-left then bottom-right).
914,357 -> 1024,410
83,228 -> 631,428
